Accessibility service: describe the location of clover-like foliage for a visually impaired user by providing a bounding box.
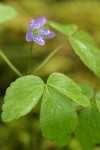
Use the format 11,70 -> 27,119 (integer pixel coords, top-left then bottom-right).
1,73 -> 91,146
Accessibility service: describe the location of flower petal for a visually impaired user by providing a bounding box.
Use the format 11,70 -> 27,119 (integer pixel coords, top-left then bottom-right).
26,30 -> 33,42
33,36 -> 45,46
34,16 -> 46,28
39,28 -> 55,39
29,19 -> 35,29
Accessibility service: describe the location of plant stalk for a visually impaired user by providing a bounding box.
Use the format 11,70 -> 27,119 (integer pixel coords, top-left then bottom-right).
0,49 -> 22,77
26,42 -> 33,75
32,41 -> 67,74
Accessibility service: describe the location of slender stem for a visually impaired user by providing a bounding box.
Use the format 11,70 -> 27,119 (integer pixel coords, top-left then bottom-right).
0,49 -> 23,77
26,42 -> 33,75
32,41 -> 67,74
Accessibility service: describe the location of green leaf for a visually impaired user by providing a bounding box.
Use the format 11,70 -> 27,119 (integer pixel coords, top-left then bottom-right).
40,86 -> 78,146
95,92 -> 100,112
79,84 -> 94,99
48,21 -> 78,37
1,75 -> 44,122
47,73 -> 90,107
0,3 -> 17,24
75,103 -> 100,150
69,31 -> 100,77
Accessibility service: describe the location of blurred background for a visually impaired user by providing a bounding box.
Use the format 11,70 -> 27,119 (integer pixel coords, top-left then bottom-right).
0,0 -> 100,149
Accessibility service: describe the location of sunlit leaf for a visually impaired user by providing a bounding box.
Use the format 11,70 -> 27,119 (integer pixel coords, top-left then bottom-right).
40,86 -> 78,146
48,21 -> 78,37
69,31 -> 100,77
0,3 -> 17,24
1,75 -> 44,122
75,103 -> 100,150
47,73 -> 90,107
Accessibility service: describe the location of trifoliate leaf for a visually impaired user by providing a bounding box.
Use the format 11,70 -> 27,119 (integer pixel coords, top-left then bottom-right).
47,73 -> 90,107
40,86 -> 78,146
0,3 -> 17,24
75,103 -> 100,150
79,84 -> 94,99
2,75 -> 44,122
95,92 -> 100,112
69,31 -> 100,78
48,21 -> 78,37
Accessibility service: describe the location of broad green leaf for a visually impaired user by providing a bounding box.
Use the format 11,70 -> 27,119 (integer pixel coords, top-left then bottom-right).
47,73 -> 90,107
40,86 -> 78,146
95,92 -> 100,112
69,31 -> 100,77
2,75 -> 44,122
75,104 -> 100,150
79,84 -> 94,99
48,21 -> 78,37
0,3 -> 17,24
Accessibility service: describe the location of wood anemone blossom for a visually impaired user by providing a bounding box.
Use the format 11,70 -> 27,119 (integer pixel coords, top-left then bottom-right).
26,16 -> 55,46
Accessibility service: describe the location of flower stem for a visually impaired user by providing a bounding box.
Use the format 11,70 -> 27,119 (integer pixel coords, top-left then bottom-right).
26,42 -> 33,75
32,41 -> 67,74
0,49 -> 23,77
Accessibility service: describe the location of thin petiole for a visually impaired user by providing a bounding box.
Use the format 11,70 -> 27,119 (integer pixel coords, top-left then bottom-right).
26,42 -> 33,75
0,49 -> 23,77
32,41 -> 67,74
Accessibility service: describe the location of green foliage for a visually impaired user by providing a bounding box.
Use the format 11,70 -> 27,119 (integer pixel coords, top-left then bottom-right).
48,21 -> 78,37
75,103 -> 100,150
0,3 -> 17,24
1,73 -> 91,146
40,86 -> 78,146
95,92 -> 100,112
79,84 -> 94,99
49,21 -> 100,78
69,31 -> 100,78
1,75 -> 44,122
47,73 -> 90,107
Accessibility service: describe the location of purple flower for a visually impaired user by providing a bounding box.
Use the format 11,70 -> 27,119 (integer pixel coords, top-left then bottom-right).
26,16 -> 55,46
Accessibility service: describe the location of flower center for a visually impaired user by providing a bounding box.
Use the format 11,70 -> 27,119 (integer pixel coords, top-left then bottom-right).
33,28 -> 39,36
